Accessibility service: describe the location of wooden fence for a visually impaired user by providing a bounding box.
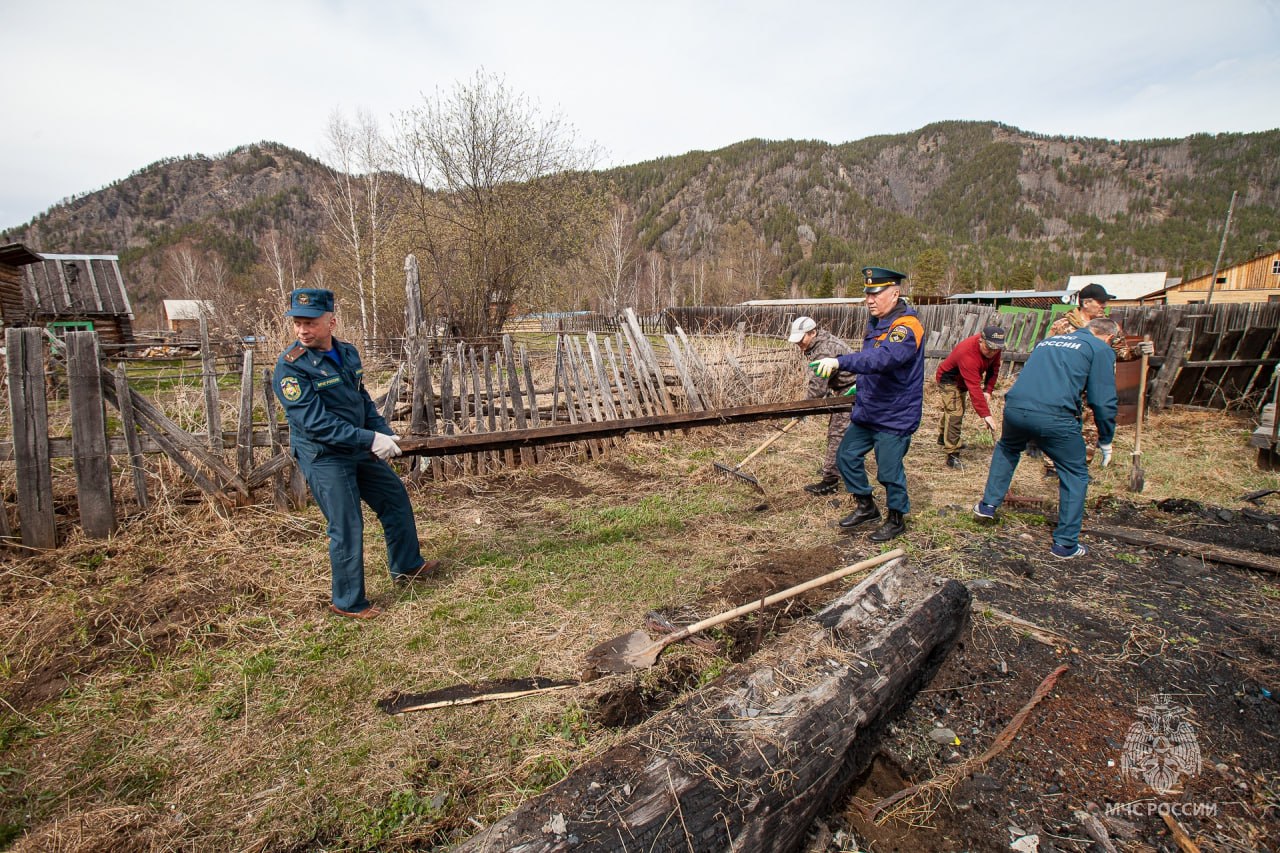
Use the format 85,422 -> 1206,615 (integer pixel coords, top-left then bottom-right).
4,302 -> 1279,548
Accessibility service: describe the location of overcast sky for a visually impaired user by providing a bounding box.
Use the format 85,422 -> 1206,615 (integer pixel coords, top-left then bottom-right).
3,0 -> 1278,230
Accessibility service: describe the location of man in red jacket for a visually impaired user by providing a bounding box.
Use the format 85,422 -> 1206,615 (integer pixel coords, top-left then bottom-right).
935,324 -> 1005,469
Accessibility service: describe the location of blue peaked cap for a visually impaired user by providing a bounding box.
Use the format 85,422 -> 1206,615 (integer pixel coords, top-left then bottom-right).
285,288 -> 335,318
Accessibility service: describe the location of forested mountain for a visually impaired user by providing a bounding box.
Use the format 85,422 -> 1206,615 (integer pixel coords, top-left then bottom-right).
604,121 -> 1280,300
4,122 -> 1278,330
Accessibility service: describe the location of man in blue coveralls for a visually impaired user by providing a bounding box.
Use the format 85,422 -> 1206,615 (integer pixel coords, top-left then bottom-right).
973,317 -> 1120,559
273,288 -> 437,619
811,267 -> 926,542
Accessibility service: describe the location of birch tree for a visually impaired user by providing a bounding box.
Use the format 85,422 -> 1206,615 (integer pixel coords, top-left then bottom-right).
392,70 -> 605,338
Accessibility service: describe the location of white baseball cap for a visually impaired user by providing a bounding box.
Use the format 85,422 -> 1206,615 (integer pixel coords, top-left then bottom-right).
788,316 -> 817,343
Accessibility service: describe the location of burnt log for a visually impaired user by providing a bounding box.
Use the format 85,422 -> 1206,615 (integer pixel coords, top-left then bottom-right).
455,558 -> 970,852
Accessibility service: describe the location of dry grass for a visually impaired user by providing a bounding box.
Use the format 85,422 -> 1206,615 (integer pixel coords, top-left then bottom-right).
1,376 -> 1276,850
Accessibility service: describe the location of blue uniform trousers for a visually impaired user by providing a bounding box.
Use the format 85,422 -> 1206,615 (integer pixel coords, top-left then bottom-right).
837,422 -> 913,513
981,405 -> 1089,549
297,452 -> 423,612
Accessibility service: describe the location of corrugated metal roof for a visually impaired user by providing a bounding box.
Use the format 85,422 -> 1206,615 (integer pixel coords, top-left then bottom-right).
948,290 -> 1074,301
1065,272 -> 1170,301
22,253 -> 134,318
163,299 -> 216,320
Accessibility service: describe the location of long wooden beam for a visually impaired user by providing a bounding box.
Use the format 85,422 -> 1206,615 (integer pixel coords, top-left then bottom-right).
397,396 -> 851,457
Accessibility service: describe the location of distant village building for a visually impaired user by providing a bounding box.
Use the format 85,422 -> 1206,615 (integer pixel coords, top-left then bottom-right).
948,272 -> 1176,309
162,299 -> 216,335
1146,249 -> 1280,305
0,245 -> 135,348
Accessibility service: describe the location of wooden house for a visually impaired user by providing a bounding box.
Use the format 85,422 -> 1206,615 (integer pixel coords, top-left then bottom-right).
1149,249 -> 1280,305
0,242 -> 45,327
11,251 -> 136,349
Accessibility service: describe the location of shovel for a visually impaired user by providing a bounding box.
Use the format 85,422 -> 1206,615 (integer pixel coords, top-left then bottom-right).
1128,336 -> 1150,493
586,548 -> 905,674
712,417 -> 801,491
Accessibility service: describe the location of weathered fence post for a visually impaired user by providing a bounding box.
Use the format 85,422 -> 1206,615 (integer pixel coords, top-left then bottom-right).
199,316 -> 222,451
236,349 -> 255,480
114,363 -> 150,510
66,332 -> 116,538
7,327 -> 57,548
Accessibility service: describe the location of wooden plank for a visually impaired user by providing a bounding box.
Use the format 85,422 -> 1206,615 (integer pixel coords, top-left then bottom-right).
261,368 -> 290,510
381,363 -> 405,423
66,332 -> 116,538
503,335 -> 533,466
6,328 -> 57,548
664,333 -> 705,410
1084,523 -> 1280,576
199,316 -> 222,451
585,333 -> 619,420
99,369 -> 250,498
1151,328 -> 1191,409
115,362 -> 149,510
603,336 -> 636,419
236,349 -> 255,479
625,308 -> 675,414
398,396 -> 852,457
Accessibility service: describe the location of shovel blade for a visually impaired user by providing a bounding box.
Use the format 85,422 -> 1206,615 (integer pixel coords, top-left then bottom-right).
585,629 -> 665,674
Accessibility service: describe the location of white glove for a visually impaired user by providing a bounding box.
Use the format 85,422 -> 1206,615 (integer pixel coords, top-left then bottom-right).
982,416 -> 997,432
811,358 -> 840,379
371,432 -> 402,460
1098,443 -> 1113,467
1138,340 -> 1155,357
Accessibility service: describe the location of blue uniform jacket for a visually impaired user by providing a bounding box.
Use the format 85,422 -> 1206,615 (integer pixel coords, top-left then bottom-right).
833,301 -> 926,435
1005,328 -> 1118,444
272,338 -> 390,461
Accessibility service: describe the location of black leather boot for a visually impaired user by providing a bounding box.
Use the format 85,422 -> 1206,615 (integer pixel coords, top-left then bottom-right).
804,474 -> 840,495
839,494 -> 880,529
869,509 -> 906,542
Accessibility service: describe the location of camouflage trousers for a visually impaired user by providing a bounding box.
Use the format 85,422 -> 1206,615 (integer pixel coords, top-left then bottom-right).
937,383 -> 967,453
822,410 -> 851,478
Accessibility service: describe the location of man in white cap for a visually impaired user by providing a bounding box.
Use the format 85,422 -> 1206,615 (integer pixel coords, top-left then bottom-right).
788,316 -> 856,494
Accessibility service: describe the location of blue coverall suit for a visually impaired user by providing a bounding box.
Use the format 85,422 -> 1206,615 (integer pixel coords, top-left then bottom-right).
273,338 -> 424,613
980,328 -> 1117,550
831,301 -> 926,514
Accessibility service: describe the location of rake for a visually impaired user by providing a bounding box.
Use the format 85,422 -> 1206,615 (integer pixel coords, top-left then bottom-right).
712,417 -> 801,491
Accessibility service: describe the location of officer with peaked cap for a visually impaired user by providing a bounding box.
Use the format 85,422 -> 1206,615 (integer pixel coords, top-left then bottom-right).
811,267 -> 926,541
788,315 -> 856,495
273,288 -> 438,620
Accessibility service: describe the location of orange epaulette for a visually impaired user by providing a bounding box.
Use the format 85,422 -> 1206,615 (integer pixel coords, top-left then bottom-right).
878,316 -> 926,350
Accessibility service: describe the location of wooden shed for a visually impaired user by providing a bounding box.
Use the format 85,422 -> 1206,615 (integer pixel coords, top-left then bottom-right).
1154,249 -> 1280,305
15,251 -> 136,349
162,299 -> 215,335
0,242 -> 45,324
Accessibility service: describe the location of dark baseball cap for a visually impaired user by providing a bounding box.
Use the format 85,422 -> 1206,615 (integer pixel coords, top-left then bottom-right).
1077,283 -> 1115,303
980,325 -> 1007,349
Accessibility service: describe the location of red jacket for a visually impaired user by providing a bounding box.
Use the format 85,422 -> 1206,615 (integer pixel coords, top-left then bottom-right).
935,334 -> 1002,418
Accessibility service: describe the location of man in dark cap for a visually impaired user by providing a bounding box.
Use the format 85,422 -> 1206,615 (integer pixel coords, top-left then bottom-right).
1044,283 -> 1153,470
935,324 -> 1006,469
788,315 -> 856,495
811,266 -> 926,541
973,317 -> 1120,559
273,288 -> 438,620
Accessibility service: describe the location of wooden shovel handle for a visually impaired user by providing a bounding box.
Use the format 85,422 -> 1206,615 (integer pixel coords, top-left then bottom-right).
1134,335 -> 1151,455
666,548 -> 906,643
735,417 -> 801,468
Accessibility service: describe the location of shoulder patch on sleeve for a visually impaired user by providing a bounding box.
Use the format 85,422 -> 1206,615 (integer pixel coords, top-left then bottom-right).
888,325 -> 910,344
284,343 -> 306,363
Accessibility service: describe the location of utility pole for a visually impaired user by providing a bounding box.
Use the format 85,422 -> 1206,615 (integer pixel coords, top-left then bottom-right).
1204,190 -> 1237,307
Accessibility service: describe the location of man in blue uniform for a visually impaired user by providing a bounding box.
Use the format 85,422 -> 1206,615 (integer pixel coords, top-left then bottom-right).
973,317 -> 1120,559
812,267 -> 925,542
273,288 -> 437,619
